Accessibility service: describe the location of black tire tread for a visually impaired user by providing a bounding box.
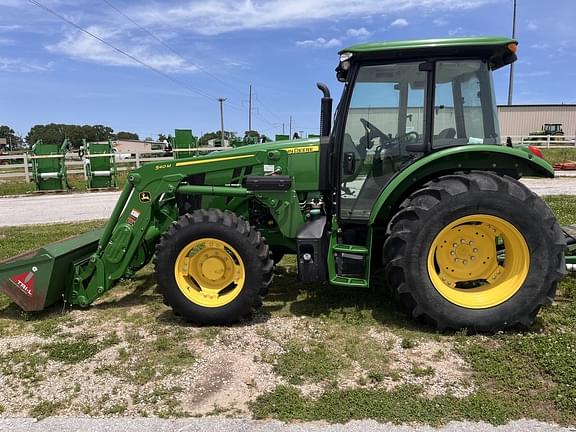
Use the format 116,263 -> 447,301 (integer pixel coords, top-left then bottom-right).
383,171 -> 565,331
154,209 -> 274,324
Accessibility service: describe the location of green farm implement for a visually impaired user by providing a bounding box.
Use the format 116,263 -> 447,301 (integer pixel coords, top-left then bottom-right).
1,37 -> 574,331
173,129 -> 198,159
30,138 -> 70,191
84,139 -> 117,189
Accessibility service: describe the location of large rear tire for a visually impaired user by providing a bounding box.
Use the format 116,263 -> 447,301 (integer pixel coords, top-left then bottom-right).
383,171 -> 565,331
155,209 -> 273,325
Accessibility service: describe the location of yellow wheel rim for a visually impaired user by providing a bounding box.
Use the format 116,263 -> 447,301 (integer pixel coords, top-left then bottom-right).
427,214 -> 530,309
174,238 -> 245,308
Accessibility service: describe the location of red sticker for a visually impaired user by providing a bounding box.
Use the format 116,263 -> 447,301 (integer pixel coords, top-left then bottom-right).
10,271 -> 35,297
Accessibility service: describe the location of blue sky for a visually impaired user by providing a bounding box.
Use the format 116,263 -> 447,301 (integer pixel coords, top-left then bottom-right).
1,0 -> 575,140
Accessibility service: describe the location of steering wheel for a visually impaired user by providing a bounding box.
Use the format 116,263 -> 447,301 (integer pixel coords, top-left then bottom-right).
395,131 -> 420,145
373,130 -> 421,168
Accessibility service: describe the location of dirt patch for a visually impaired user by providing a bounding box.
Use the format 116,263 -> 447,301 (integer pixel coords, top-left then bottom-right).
366,328 -> 474,397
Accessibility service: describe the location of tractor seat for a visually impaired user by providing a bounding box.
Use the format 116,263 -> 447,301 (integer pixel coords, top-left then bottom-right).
437,128 -> 456,139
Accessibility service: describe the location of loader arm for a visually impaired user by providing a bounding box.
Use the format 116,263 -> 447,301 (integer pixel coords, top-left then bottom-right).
70,150 -> 305,307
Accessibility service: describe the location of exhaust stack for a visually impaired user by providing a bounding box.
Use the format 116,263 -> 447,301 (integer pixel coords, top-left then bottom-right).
316,82 -> 332,137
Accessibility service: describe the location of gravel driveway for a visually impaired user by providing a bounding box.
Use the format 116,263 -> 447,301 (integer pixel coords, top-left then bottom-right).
0,417 -> 572,432
1,177 -> 575,227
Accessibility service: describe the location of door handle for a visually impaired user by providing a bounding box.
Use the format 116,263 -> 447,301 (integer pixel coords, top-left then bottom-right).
344,152 -> 356,175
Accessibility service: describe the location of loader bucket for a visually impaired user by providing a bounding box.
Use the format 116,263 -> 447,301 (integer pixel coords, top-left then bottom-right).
0,228 -> 104,311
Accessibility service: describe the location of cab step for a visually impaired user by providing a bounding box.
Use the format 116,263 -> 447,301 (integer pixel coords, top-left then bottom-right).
330,275 -> 369,288
332,244 -> 369,255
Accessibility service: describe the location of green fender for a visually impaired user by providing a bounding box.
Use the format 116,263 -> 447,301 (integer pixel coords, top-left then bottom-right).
368,145 -> 554,226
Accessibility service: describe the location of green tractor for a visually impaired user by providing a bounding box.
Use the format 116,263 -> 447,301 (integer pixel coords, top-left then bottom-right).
0,37 -> 571,331
527,123 -> 565,144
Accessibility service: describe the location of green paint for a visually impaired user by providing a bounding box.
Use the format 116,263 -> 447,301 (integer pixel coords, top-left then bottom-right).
341,36 -> 516,54
368,145 -> 554,225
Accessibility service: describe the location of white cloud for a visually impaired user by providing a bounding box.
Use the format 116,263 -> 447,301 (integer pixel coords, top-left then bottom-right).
46,25 -> 197,73
433,17 -> 448,26
296,37 -> 341,48
0,57 -> 53,73
131,0 -> 497,36
346,27 -> 371,39
390,18 -> 409,27
526,20 -> 538,31
0,24 -> 22,31
0,37 -> 14,45
530,43 -> 550,49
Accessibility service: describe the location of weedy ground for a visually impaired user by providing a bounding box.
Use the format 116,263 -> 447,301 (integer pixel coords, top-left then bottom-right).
0,196 -> 574,425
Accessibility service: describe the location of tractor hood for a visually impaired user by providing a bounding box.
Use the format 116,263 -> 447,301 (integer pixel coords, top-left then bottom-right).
140,137 -> 323,193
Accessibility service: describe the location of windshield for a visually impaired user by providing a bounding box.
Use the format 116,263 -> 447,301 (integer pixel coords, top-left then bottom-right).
433,60 -> 500,148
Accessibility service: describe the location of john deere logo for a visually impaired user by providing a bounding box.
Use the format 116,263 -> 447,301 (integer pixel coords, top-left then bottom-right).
139,192 -> 151,203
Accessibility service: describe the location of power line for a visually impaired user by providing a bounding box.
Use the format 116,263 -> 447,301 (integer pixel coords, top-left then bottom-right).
99,0 -> 246,97
28,0 -> 219,103
254,94 -> 284,123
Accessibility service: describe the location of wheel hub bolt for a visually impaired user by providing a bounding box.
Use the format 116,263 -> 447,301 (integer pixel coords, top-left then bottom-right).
473,248 -> 478,253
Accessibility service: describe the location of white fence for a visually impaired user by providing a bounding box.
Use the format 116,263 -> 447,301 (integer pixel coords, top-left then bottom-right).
0,147 -> 223,181
506,135 -> 576,148
2,137 -> 576,181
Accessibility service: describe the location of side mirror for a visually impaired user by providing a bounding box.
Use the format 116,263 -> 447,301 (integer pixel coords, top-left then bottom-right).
344,152 -> 356,175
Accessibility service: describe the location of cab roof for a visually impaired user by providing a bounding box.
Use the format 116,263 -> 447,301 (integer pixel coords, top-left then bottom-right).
341,36 -> 515,54
339,36 -> 517,70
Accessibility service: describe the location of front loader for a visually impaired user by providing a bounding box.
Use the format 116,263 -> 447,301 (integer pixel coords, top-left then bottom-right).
1,37 -> 573,331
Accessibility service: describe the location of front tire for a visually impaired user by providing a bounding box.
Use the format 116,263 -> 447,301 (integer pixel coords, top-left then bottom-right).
383,172 -> 565,331
155,209 -> 273,325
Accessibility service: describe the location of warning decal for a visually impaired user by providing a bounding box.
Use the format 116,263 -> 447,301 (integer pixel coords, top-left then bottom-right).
9,269 -> 36,297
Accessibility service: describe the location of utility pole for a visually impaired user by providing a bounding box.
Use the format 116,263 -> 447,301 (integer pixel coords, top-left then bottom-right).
289,116 -> 292,138
248,84 -> 252,132
282,123 -> 285,135
507,0 -> 517,105
218,97 -> 226,147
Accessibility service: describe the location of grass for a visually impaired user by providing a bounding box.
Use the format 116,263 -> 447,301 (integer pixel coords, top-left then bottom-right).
541,148 -> 576,167
0,194 -> 574,424
250,385 -> 517,425
0,173 -> 128,196
0,221 -> 106,261
29,399 -> 64,419
95,331 -> 196,385
272,341 -> 344,385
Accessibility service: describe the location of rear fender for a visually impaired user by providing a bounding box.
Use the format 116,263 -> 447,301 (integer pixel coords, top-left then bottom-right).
369,145 -> 553,226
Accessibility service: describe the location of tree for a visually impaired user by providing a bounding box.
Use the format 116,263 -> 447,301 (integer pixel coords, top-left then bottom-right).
116,131 -> 139,140
26,123 -> 116,149
244,130 -> 260,139
0,125 -> 21,149
199,131 -> 236,146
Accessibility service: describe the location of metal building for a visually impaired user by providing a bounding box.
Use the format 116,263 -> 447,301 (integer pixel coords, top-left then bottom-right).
498,104 -> 576,138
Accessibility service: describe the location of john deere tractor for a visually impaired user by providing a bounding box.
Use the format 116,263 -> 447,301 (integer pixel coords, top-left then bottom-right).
1,37 -> 571,331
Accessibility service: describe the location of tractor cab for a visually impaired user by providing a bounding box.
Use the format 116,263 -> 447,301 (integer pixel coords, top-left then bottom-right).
543,123 -> 564,135
329,37 -> 517,221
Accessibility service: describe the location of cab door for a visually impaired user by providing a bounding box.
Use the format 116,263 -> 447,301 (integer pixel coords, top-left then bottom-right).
339,62 -> 427,222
